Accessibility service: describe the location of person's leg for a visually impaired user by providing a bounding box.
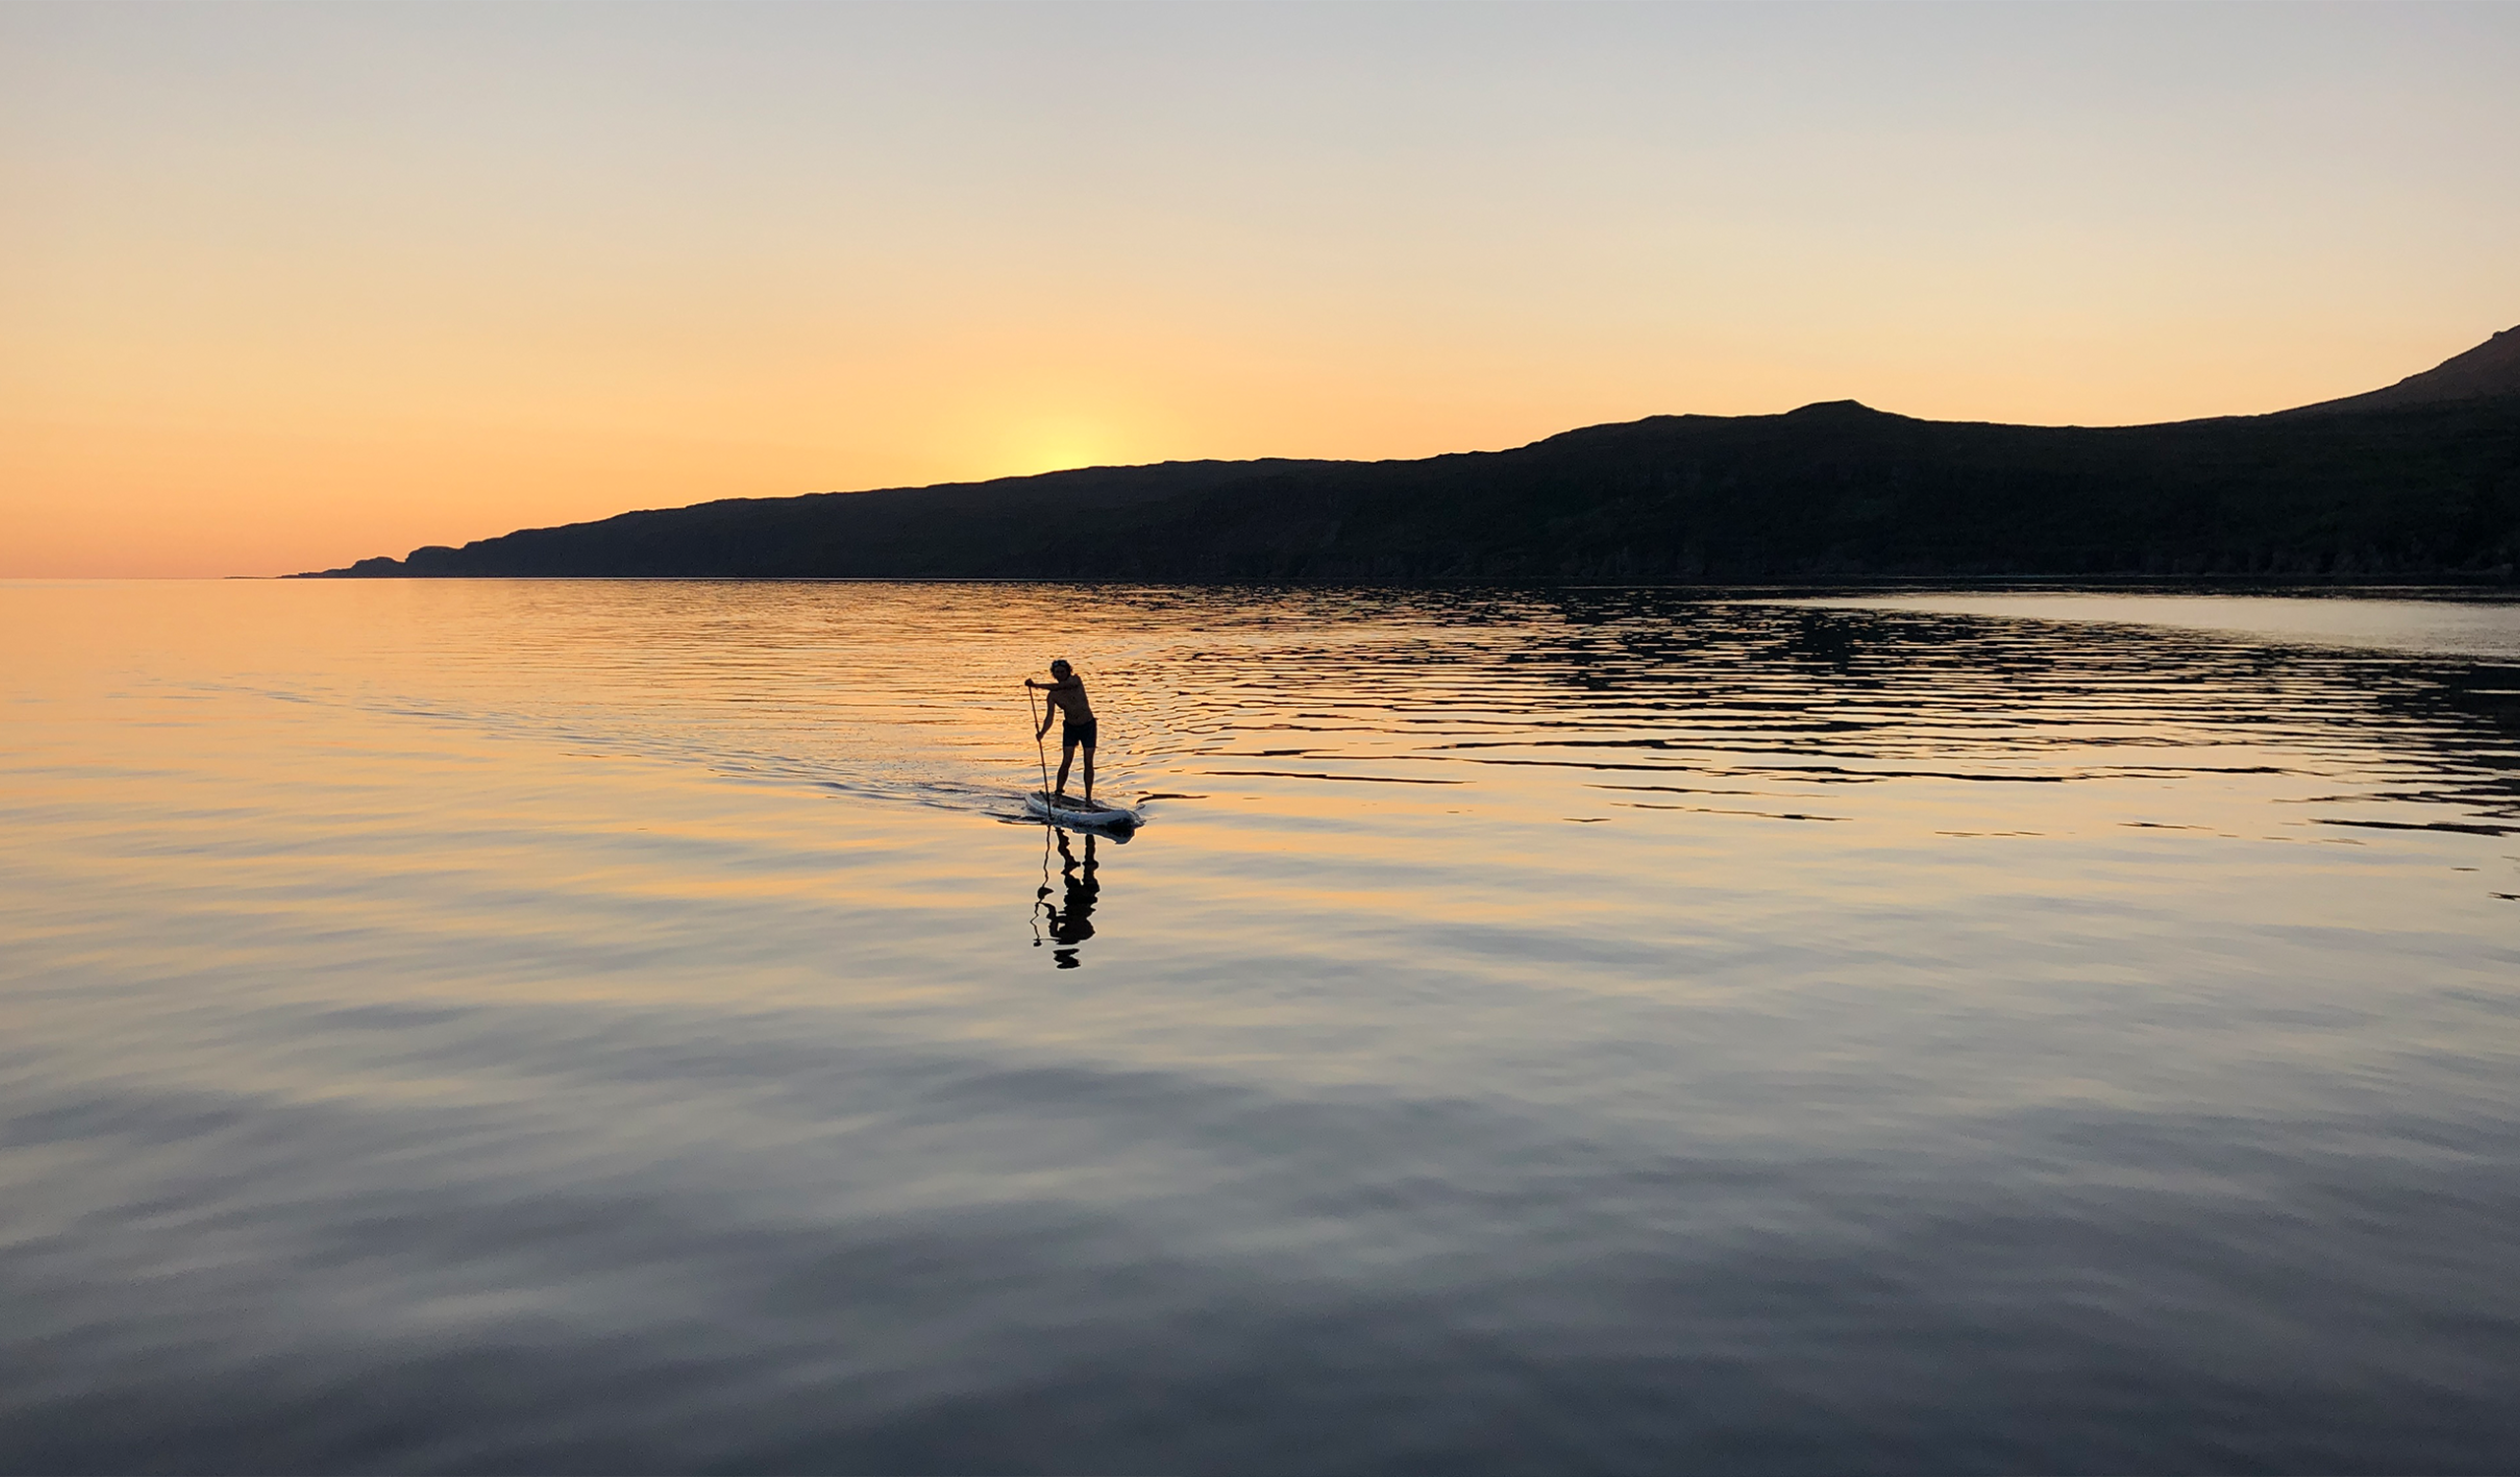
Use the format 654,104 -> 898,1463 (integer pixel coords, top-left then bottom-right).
1082,738 -> 1095,802
1054,735 -> 1077,796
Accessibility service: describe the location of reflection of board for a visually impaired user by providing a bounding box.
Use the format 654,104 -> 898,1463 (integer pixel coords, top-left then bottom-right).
1027,790 -> 1143,830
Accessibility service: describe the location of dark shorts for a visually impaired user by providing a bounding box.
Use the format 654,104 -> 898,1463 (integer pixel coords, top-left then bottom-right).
1062,718 -> 1099,751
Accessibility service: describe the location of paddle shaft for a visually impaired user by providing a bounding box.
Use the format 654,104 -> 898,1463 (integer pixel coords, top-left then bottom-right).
1026,681 -> 1053,800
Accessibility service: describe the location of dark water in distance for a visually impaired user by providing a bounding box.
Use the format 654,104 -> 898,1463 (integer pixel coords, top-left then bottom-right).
4,581 -> 2517,1474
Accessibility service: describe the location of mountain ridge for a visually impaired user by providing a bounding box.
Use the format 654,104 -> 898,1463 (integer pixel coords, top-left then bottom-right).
299,328 -> 2520,583
2286,326 -> 2520,417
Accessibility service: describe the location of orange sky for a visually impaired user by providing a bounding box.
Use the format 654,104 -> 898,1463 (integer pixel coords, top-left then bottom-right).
5,4 -> 2515,577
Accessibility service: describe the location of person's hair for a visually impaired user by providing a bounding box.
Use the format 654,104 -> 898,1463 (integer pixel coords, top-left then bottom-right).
1049,659 -> 1073,675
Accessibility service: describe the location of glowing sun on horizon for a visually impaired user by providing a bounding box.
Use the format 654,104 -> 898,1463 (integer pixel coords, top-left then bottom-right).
981,407 -> 1161,480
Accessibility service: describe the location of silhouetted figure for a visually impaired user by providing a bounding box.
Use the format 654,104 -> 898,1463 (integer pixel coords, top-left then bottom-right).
1037,829 -> 1100,969
1026,658 -> 1098,802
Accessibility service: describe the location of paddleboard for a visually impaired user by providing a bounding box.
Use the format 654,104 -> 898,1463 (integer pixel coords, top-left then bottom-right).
1026,790 -> 1143,830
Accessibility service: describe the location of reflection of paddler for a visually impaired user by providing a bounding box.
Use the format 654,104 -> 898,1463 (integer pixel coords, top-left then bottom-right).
1041,829 -> 1100,967
1025,659 -> 1098,803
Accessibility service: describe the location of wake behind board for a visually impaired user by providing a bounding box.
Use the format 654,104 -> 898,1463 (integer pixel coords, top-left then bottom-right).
1026,790 -> 1143,830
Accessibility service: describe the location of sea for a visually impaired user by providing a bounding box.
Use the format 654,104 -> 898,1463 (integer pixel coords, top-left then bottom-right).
4,579 -> 2517,1474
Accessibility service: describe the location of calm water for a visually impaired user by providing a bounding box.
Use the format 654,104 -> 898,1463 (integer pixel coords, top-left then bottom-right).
4,581 -> 2517,1474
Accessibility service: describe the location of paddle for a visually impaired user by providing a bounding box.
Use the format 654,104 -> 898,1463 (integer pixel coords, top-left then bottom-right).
1026,677 -> 1053,804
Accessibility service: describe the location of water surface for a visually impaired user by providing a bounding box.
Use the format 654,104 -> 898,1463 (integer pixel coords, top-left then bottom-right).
4,580 -> 2517,1473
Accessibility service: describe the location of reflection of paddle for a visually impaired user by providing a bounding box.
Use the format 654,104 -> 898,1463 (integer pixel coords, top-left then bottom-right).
1025,678 -> 1054,807
1031,812 -> 1053,950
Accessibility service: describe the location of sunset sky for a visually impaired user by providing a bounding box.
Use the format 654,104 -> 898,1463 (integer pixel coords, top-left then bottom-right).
6,3 -> 2516,578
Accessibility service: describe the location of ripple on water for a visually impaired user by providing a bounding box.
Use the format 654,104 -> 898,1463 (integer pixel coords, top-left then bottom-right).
1,580 -> 2516,1473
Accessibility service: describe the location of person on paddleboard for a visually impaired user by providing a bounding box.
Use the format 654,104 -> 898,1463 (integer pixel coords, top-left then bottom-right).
1026,659 -> 1098,803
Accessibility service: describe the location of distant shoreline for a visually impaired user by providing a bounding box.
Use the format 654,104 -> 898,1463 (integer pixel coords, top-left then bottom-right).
273,573 -> 2520,592
296,330 -> 2520,586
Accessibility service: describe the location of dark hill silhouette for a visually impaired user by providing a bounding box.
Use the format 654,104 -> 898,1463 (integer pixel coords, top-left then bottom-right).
2288,326 -> 2520,415
301,327 -> 2520,582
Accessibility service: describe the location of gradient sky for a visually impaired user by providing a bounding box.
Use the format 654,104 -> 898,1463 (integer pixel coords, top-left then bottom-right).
5,3 -> 2516,577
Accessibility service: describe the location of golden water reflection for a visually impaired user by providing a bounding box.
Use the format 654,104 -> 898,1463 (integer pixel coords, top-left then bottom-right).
3,579 -> 2518,1473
